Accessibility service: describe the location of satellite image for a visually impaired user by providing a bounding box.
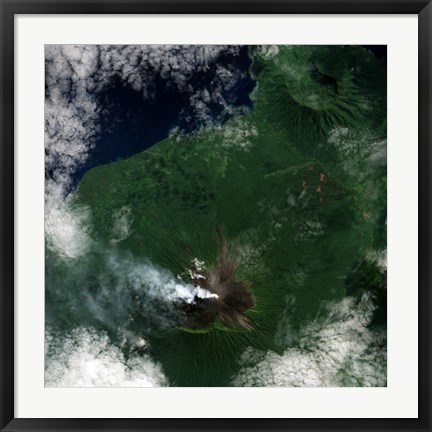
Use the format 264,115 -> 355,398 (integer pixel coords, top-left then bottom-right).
45,45 -> 387,387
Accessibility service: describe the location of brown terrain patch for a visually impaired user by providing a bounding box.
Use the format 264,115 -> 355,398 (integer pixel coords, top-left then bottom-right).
182,225 -> 255,331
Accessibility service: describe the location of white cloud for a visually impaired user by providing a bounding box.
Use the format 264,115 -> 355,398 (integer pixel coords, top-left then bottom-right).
296,219 -> 326,241
45,199 -> 92,260
45,327 -> 167,387
366,249 -> 387,274
327,127 -> 387,171
110,206 -> 133,244
233,293 -> 386,387
215,117 -> 259,151
257,45 -> 280,59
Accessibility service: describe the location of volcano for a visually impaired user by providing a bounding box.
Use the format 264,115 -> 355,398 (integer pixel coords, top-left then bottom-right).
181,225 -> 255,331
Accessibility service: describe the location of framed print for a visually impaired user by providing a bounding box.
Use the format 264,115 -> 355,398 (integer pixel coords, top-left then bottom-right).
1,1 -> 431,431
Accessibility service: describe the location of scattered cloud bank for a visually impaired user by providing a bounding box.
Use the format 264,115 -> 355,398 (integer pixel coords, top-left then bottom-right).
45,199 -> 92,260
216,117 -> 259,151
256,45 -> 280,59
45,45 -> 245,198
327,127 -> 387,172
45,327 -> 167,387
366,249 -> 387,274
296,219 -> 326,241
45,44 -> 249,260
233,293 -> 386,387
110,206 -> 133,244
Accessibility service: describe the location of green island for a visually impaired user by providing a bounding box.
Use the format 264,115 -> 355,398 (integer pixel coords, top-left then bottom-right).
64,46 -> 386,386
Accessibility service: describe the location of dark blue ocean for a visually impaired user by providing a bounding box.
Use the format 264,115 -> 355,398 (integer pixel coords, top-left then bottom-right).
69,46 -> 255,189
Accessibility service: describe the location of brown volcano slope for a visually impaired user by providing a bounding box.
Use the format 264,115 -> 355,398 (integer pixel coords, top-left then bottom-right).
182,225 -> 255,331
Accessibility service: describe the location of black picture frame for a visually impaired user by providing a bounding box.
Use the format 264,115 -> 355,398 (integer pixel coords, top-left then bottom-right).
1,1 -> 431,431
